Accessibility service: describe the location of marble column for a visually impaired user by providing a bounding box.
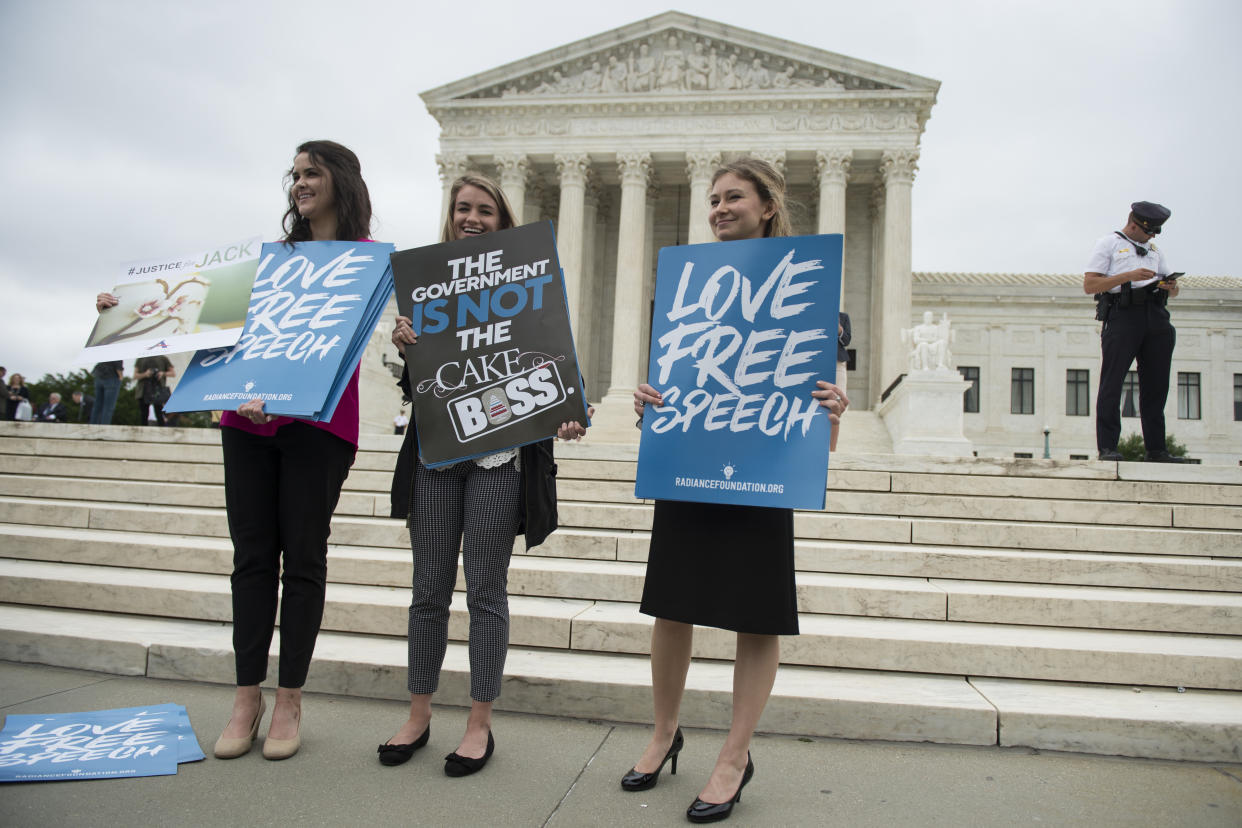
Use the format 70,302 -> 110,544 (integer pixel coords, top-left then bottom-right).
555,153 -> 591,334
868,183 -> 887,403
815,149 -> 852,235
436,153 -> 471,227
596,152 -> 652,436
577,182 -> 600,387
495,154 -> 531,224
639,178 -> 660,381
524,178 -> 546,225
875,149 -> 919,403
686,151 -> 721,244
587,192 -> 611,401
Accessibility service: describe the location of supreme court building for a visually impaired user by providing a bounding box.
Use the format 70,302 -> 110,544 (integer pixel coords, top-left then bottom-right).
357,11 -> 1242,462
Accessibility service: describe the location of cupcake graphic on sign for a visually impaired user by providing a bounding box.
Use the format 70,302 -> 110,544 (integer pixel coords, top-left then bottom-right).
484,389 -> 512,425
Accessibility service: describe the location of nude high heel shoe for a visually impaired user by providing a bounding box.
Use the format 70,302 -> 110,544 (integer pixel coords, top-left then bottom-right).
213,695 -> 265,759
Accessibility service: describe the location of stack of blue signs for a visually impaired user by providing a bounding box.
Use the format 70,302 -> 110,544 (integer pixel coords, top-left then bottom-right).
167,240 -> 396,421
0,704 -> 204,782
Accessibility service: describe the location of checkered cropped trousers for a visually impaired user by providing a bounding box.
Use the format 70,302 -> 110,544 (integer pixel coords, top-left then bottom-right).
406,457 -> 522,702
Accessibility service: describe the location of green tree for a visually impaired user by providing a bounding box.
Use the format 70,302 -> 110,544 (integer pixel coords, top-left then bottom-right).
1117,432 -> 1189,462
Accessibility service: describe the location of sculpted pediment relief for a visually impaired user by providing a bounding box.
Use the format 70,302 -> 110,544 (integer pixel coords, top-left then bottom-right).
462,32 -> 872,99
423,13 -> 939,105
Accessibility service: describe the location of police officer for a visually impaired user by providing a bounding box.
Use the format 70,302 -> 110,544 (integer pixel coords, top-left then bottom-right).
1084,201 -> 1185,462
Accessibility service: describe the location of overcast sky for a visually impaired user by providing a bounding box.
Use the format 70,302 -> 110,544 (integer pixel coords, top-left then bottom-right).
2,0 -> 1237,381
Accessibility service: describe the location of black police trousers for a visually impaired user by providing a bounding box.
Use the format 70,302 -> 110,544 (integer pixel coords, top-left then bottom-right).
1096,300 -> 1175,454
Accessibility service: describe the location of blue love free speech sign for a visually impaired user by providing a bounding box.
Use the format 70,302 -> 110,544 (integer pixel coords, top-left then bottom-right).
636,234 -> 842,510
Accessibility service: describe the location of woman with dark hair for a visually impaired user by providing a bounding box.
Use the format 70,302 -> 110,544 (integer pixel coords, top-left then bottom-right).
211,140 -> 371,761
627,158 -> 848,823
381,173 -> 590,776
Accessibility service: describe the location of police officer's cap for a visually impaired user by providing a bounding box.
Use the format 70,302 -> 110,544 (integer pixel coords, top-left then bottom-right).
1130,201 -> 1171,234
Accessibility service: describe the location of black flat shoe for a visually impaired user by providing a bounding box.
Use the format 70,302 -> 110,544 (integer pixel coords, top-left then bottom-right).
686,753 -> 754,824
377,724 -> 430,766
444,730 -> 493,777
621,728 -> 684,791
1146,450 -> 1190,463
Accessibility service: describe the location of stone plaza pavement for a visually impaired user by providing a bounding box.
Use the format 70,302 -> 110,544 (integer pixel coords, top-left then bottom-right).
3,661 -> 1240,827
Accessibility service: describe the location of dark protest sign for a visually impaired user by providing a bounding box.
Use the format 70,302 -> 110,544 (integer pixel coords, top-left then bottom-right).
635,235 -> 842,510
391,222 -> 588,467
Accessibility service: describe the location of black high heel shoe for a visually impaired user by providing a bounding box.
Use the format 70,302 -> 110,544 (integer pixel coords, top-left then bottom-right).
621,728 -> 684,791
377,724 -> 430,766
444,730 -> 494,777
686,753 -> 754,823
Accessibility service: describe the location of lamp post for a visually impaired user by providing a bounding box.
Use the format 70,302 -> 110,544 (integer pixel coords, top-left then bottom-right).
1042,427 -> 1051,460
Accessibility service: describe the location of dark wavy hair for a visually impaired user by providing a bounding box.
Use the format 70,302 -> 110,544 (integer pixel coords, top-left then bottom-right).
281,140 -> 373,242
710,157 -> 791,239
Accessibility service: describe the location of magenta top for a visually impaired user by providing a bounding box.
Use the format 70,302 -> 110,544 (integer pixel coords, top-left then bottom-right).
220,365 -> 360,447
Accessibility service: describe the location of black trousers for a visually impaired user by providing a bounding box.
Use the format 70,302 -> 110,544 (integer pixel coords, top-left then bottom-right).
1095,301 -> 1175,453
222,422 -> 355,687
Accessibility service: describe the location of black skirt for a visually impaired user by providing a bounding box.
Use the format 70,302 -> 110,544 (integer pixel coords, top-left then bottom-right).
639,499 -> 799,635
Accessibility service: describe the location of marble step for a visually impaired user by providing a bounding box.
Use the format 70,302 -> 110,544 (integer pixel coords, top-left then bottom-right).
7,470 -> 1240,536
0,559 -> 587,650
14,532 -> 1238,635
796,538 -> 1242,592
0,474 -> 387,519
8,434 -> 1242,508
888,470 -> 1242,508
5,421 -> 1241,480
3,556 -> 1237,688
1,604 -> 1238,762
570,602 -> 1242,690
3,518 -> 1239,603
929,578 -> 1242,635
0,473 -> 641,518
7,520 -> 1239,617
0,557 -> 949,631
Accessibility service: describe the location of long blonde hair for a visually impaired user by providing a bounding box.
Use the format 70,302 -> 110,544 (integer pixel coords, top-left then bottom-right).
710,158 -> 792,239
440,174 -> 517,243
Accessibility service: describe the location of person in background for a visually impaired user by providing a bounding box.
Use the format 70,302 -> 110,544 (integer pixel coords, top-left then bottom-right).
87,351 -> 124,426
1084,200 -> 1185,463
36,392 -> 68,422
0,367 -> 7,419
133,355 -> 174,426
393,411 -> 408,435
6,373 -> 31,421
72,390 -> 94,423
832,311 -> 851,452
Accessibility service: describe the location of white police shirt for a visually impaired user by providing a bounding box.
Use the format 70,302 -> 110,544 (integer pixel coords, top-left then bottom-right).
1086,233 -> 1171,293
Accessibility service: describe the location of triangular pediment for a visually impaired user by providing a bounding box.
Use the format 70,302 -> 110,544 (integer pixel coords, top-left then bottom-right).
421,12 -> 939,104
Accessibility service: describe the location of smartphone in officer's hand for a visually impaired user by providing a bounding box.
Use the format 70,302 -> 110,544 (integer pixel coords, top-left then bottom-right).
1158,271 -> 1184,287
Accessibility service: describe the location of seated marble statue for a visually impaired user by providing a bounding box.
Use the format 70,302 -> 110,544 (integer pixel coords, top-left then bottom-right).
902,311 -> 954,371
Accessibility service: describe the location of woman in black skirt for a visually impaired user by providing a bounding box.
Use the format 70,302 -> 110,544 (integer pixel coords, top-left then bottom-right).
626,158 -> 848,823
